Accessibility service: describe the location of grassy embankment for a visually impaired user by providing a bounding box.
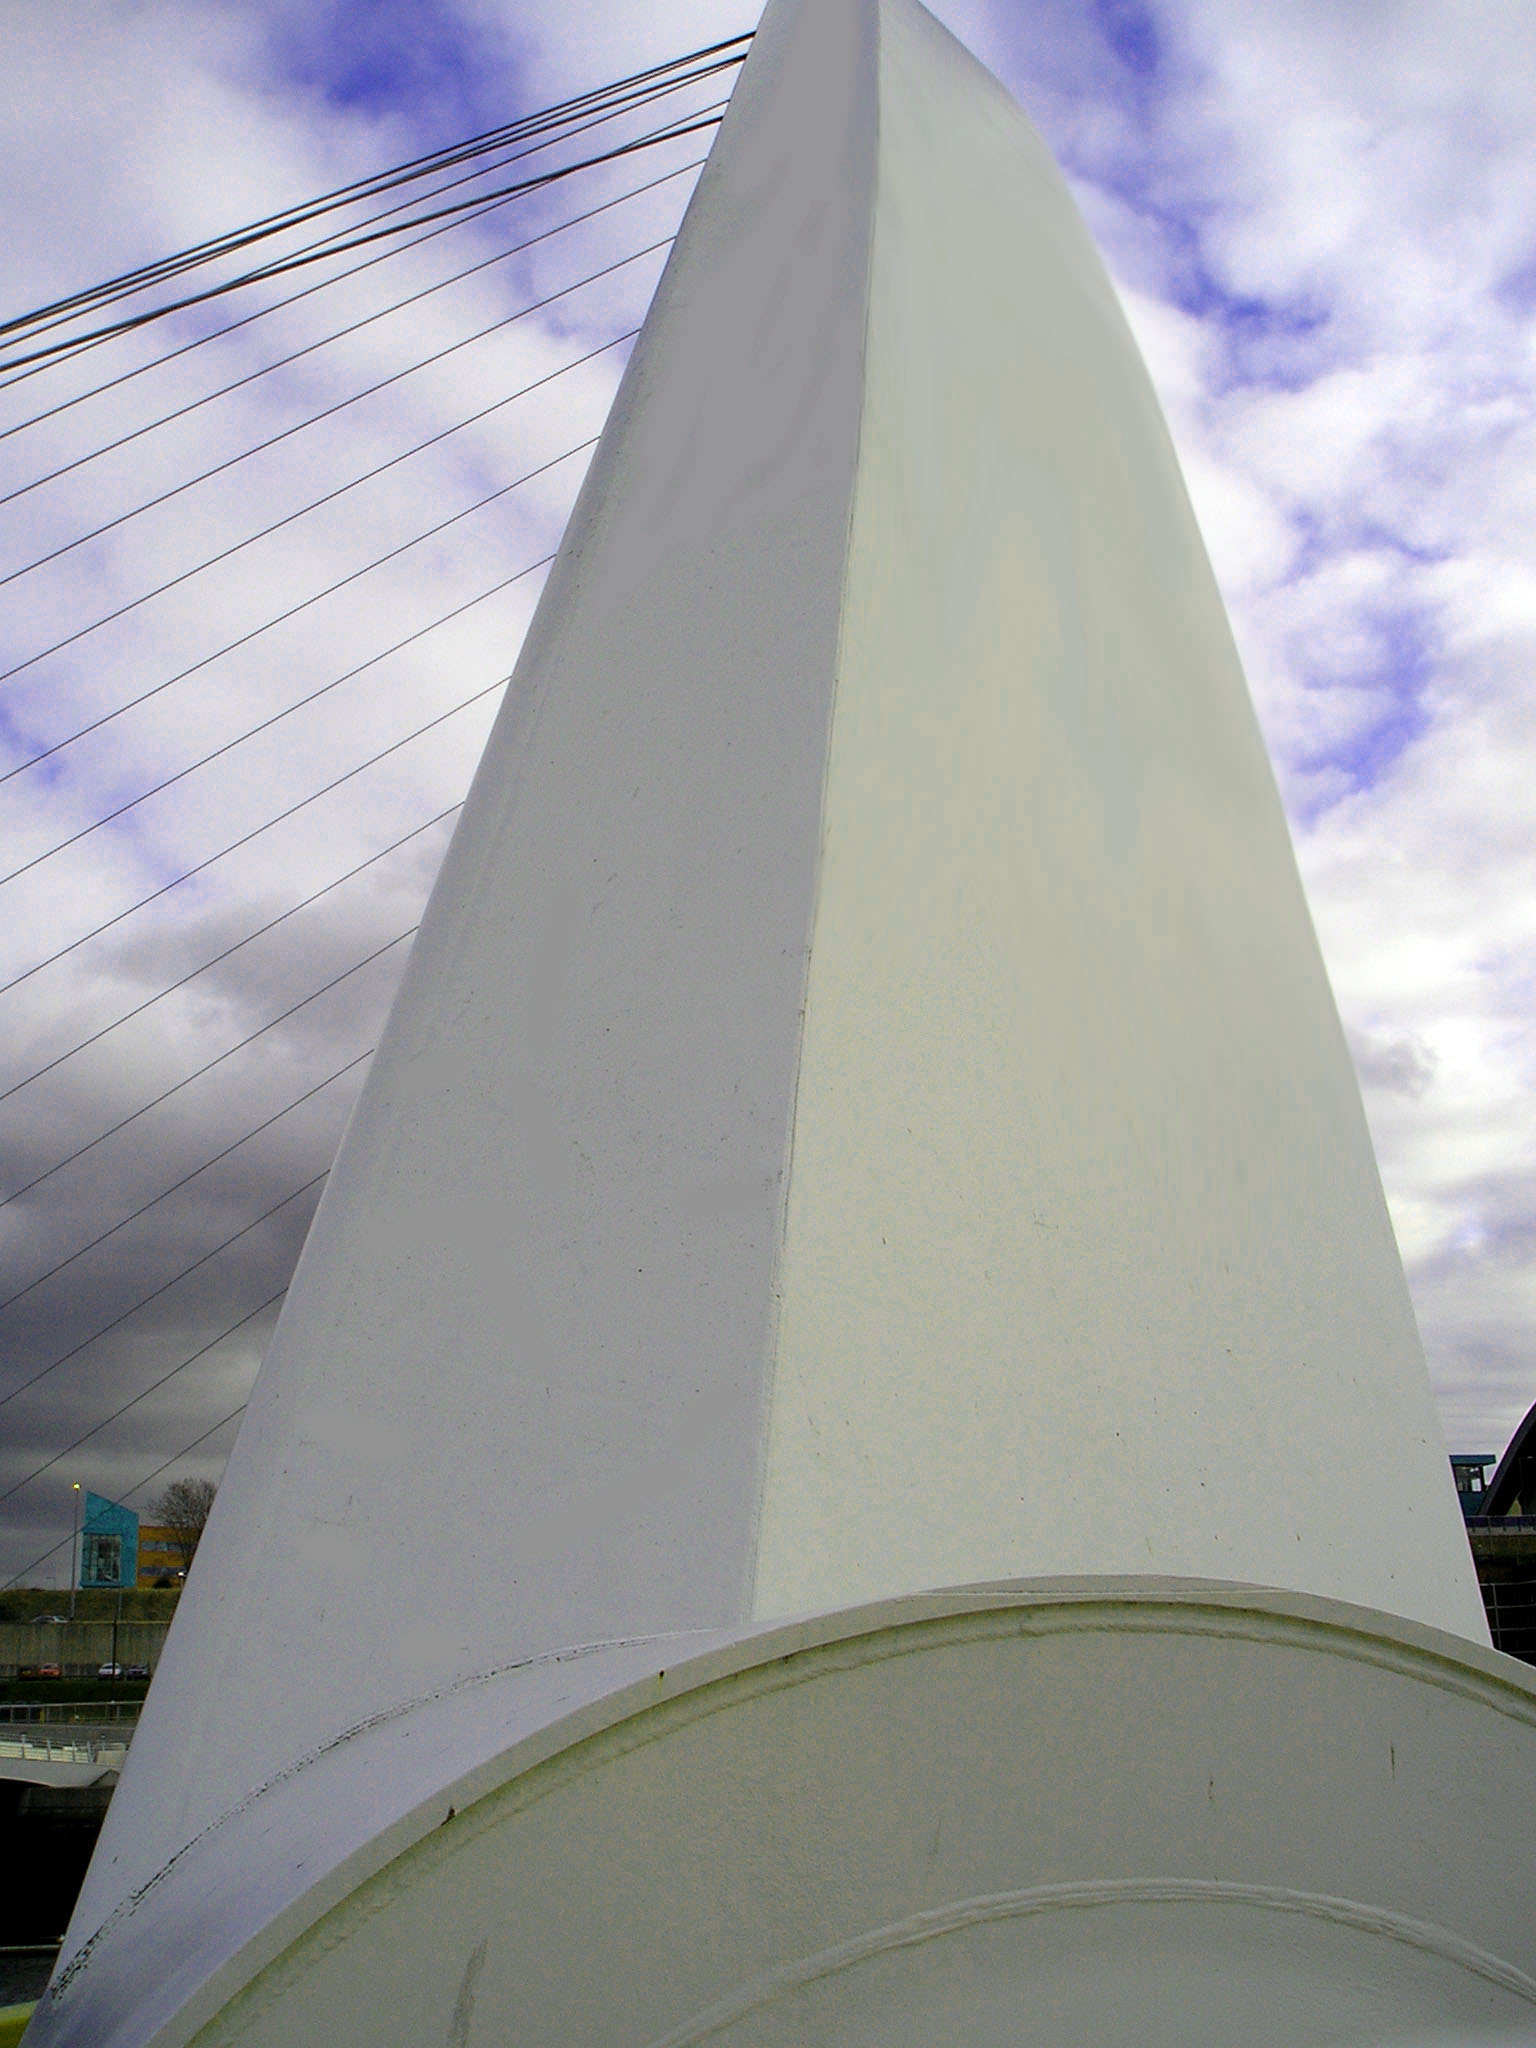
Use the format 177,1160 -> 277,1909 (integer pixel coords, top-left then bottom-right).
0,1588 -> 181,1625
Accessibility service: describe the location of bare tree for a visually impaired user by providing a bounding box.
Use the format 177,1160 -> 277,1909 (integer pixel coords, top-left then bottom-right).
150,1477 -> 218,1573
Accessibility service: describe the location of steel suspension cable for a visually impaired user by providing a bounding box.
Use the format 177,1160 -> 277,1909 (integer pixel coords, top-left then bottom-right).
0,112 -> 717,378
0,243 -> 656,600
0,403 -> 601,773
0,456 -> 593,872
0,66 -> 722,406
0,58 -> 744,1593
4,932 -> 415,1209
0,144 -> 688,438
0,1295 -> 291,1507
0,1051 -> 373,1316
1,811 -> 458,1103
0,82 -> 705,408
0,160 -> 696,510
0,35 -> 746,345
171,63 -> 732,307
0,1175 -> 328,1414
0,668 -> 517,999
3,69 -> 692,354
0,432 -> 593,782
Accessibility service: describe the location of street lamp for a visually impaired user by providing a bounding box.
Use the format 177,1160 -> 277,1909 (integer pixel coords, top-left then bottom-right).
69,1481 -> 81,1620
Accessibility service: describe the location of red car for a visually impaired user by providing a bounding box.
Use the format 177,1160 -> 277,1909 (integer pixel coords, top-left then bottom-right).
17,1663 -> 62,1680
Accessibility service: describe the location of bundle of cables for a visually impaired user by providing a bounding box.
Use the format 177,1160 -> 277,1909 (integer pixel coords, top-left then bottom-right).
0,32 -> 750,1589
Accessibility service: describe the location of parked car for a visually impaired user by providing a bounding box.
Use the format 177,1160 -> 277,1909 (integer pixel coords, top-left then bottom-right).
124,1664 -> 151,1680
98,1661 -> 125,1679
17,1663 -> 62,1680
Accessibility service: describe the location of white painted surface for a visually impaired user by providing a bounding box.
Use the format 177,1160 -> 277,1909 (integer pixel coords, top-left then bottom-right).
31,1582 -> 1536,2048
68,0 -> 878,1938
749,0 -> 1482,1634
43,1 -> 1498,2039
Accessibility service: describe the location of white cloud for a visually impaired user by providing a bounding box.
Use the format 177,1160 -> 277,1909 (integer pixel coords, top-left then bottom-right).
969,0 -> 1536,1458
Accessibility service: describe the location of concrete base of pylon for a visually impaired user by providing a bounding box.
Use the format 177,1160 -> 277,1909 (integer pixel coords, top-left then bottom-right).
32,1579 -> 1536,2047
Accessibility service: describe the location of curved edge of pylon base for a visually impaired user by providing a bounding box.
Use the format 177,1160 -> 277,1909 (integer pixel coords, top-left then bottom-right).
29,1578 -> 1536,2048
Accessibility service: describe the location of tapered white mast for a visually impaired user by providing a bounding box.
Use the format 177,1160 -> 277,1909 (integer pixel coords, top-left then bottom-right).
37,5 -> 1519,2044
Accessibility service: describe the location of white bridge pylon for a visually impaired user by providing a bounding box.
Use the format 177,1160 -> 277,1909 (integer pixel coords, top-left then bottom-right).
36,3 -> 1530,2045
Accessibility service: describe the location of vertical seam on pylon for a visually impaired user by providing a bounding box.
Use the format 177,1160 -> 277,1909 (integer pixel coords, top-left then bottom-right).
742,0 -> 884,1623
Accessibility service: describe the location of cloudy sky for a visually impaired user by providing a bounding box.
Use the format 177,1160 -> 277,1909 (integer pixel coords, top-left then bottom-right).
1,0 -> 1532,1586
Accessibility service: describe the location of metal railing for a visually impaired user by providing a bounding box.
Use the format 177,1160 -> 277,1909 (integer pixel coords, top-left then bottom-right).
1479,1578 -> 1536,1665
0,1698 -> 141,1727
0,1732 -> 128,1767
